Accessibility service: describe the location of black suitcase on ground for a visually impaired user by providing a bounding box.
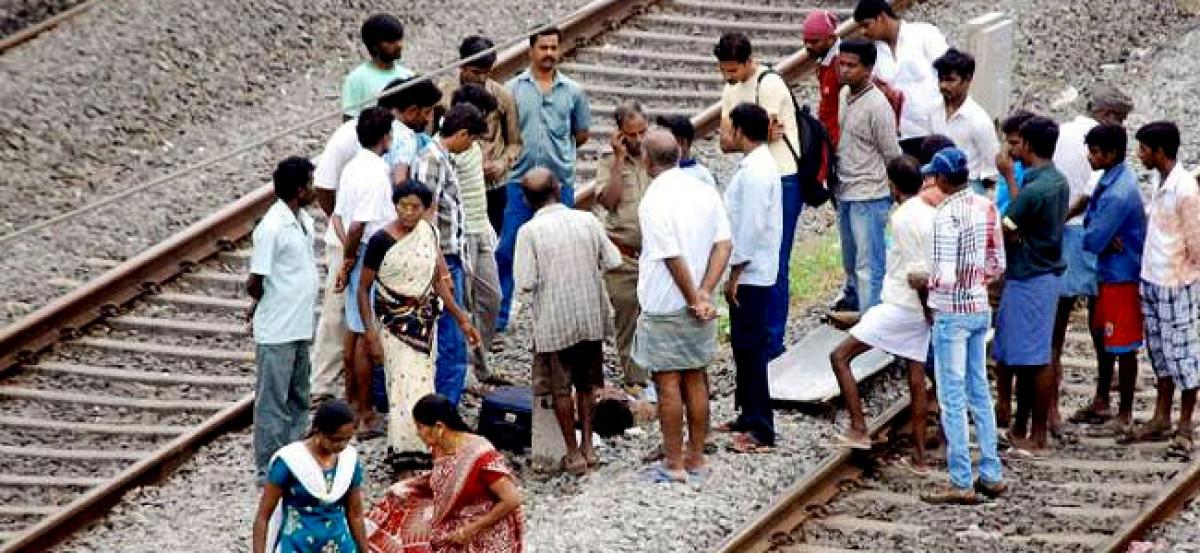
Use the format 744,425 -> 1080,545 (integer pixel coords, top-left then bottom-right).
478,386 -> 532,453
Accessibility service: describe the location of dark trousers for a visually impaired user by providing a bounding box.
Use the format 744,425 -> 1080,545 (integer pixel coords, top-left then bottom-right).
731,284 -> 775,445
486,186 -> 507,235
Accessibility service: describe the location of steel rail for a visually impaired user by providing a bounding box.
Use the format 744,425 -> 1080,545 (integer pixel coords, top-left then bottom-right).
713,398 -> 911,553
0,0 -> 100,54
1096,458 -> 1200,552
0,1 -> 651,550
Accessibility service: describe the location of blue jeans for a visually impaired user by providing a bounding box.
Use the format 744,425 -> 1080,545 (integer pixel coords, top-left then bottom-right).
496,179 -> 574,331
836,197 -> 891,312
767,174 -> 802,359
932,311 -> 1003,490
731,284 -> 775,445
436,254 -> 469,406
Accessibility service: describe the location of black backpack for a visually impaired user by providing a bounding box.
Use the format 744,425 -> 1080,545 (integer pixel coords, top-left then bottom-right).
756,67 -> 839,208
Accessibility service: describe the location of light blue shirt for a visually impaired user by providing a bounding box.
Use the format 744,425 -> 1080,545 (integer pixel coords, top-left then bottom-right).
724,145 -> 783,287
384,121 -> 420,168
506,69 -> 591,188
250,201 -> 319,344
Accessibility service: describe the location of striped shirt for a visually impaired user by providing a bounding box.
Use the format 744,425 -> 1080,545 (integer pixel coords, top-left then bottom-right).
413,139 -> 465,255
514,204 -> 622,352
929,188 -> 1006,313
451,142 -> 489,234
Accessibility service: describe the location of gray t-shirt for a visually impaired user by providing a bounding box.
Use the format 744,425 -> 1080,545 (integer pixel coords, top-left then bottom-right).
837,85 -> 902,201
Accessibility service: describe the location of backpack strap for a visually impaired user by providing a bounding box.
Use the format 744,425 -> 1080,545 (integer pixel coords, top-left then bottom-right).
754,66 -> 803,164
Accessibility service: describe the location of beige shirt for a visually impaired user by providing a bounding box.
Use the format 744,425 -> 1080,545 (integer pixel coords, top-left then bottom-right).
438,77 -> 524,189
720,66 -> 799,176
595,152 -> 652,250
514,204 -> 622,352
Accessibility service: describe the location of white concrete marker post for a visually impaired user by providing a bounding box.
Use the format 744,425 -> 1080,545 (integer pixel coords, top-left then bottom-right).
532,394 -> 568,471
965,12 -> 1016,124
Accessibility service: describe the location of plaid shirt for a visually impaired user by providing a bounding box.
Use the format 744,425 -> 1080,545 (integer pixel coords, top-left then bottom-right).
514,204 -> 622,352
413,139 -> 465,255
929,188 -> 1005,313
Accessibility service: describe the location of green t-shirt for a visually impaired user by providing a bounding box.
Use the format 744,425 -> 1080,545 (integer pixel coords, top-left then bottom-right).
341,61 -> 414,117
1004,164 -> 1069,280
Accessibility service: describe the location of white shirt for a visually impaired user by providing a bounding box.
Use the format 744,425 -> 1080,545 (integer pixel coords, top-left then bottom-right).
882,196 -> 937,310
720,66 -> 800,176
724,145 -> 782,287
637,167 -> 733,314
334,149 -> 396,247
1141,164 -> 1200,287
872,21 -> 949,139
1053,115 -> 1101,226
250,201 -> 319,344
313,119 -> 419,244
929,96 -> 999,181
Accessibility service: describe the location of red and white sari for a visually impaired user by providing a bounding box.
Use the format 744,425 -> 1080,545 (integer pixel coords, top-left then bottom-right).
365,434 -> 523,553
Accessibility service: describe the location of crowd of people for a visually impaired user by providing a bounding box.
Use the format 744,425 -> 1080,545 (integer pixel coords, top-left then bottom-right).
239,0 -> 1200,550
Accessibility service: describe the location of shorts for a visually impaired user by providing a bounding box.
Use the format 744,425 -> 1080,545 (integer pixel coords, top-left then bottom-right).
1093,282 -> 1144,354
993,272 -> 1059,366
1141,280 -> 1200,390
1058,226 -> 1098,297
344,244 -> 370,333
848,302 -> 931,362
532,340 -> 604,396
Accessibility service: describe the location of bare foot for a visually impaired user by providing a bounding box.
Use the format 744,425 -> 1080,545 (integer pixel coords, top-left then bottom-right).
581,446 -> 599,468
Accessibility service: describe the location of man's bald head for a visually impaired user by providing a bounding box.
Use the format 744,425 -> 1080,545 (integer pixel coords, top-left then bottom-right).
642,129 -> 681,176
521,167 -> 560,209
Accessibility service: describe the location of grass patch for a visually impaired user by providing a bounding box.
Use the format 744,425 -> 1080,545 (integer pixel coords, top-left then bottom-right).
717,233 -> 844,339
787,232 -> 844,308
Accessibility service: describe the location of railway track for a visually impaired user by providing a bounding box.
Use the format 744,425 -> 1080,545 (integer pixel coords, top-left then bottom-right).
717,322 -> 1200,553
0,0 -> 99,54
0,0 -> 919,550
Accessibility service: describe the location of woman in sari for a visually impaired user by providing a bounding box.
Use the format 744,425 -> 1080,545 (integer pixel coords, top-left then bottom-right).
365,394 -> 523,553
252,399 -> 367,553
358,180 -> 480,469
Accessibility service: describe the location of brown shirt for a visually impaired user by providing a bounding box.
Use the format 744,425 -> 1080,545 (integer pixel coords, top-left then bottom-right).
595,152 -> 652,251
438,77 -> 523,189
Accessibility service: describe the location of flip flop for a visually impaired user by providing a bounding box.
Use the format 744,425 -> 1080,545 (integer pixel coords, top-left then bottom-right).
686,467 -> 711,483
582,449 -> 600,468
645,462 -> 688,484
831,433 -> 872,451
895,456 -> 931,477
1117,421 -> 1172,444
729,433 -> 774,454
715,420 -> 743,433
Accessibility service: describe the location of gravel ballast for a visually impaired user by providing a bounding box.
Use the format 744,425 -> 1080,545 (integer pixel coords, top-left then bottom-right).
0,0 -> 590,324
17,0 -> 1200,551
